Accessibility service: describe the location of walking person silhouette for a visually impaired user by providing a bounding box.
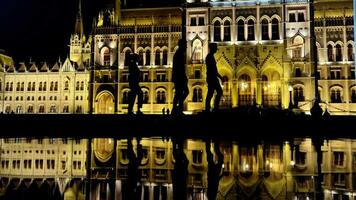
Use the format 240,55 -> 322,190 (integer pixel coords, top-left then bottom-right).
205,43 -> 223,112
172,39 -> 189,115
128,53 -> 143,115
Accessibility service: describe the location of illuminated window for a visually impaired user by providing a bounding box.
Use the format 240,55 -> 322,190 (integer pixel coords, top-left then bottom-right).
297,12 -> 305,22
237,20 -> 244,41
330,88 -> 342,103
214,21 -> 221,42
247,19 -> 255,41
289,13 -> 296,22
192,39 -> 203,64
143,90 -> 149,104
328,44 -> 334,61
271,18 -> 279,40
192,150 -> 203,164
156,149 -> 165,159
156,90 -> 166,104
223,20 -> 231,41
334,152 -> 345,167
145,49 -> 151,66
15,106 -> 22,114
50,106 -> 56,113
138,50 -> 144,66
64,81 -> 69,90
155,49 -> 161,66
293,87 -> 304,102
162,49 -> 168,65
351,88 -> 356,103
261,19 -> 269,40
103,47 -> 110,66
122,90 -> 129,104
348,44 -> 354,61
335,44 -> 342,61
192,87 -> 203,102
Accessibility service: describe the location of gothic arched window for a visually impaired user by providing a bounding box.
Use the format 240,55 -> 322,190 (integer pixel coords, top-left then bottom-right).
261,19 -> 269,40
348,44 -> 354,61
293,87 -> 304,102
247,19 -> 255,41
192,87 -> 203,102
122,90 -> 129,104
237,20 -> 244,41
223,20 -> 231,41
335,44 -> 342,61
156,90 -> 166,104
192,39 -> 203,64
162,49 -> 168,65
214,21 -> 221,42
155,49 -> 161,66
102,47 -> 110,66
143,90 -> 149,104
327,44 -> 334,61
145,49 -> 151,66
330,87 -> 342,103
271,18 -> 279,40
138,50 -> 144,66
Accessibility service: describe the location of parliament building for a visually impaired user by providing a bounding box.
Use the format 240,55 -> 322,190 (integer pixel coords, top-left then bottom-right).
0,0 -> 355,200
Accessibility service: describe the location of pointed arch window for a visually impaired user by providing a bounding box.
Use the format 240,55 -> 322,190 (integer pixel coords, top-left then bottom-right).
54,82 -> 58,91
155,49 -> 161,66
335,44 -> 342,62
162,49 -> 168,66
293,87 -> 304,102
223,21 -> 231,41
271,18 -> 279,40
156,90 -> 166,104
138,50 -> 144,66
330,88 -> 342,103
214,21 -> 221,42
122,90 -> 129,104
261,19 -> 269,40
192,87 -> 203,102
237,20 -> 244,41
145,49 -> 151,66
348,44 -> 354,61
64,81 -> 69,90
192,39 -> 203,64
247,19 -> 255,41
102,47 -> 110,66
328,44 -> 334,62
32,82 -> 35,91
143,90 -> 149,104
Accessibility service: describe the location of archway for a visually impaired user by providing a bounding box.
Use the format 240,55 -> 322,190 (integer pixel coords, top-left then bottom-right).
96,91 -> 115,114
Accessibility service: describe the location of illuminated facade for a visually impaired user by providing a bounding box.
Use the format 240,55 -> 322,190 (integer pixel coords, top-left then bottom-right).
0,0 -> 355,200
0,0 -> 352,115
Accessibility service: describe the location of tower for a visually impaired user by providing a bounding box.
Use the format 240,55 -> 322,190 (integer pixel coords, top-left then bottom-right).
70,0 -> 91,64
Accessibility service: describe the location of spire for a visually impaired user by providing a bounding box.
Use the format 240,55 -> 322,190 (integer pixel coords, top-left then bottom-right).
74,0 -> 84,36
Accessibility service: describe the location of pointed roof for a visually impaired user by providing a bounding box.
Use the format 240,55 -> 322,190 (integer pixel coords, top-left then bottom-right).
6,65 -> 15,73
18,63 -> 27,72
29,63 -> 38,72
61,57 -> 75,72
51,62 -> 60,72
74,0 -> 84,36
40,62 -> 49,72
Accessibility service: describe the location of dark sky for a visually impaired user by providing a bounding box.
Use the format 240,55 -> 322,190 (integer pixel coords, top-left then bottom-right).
0,0 -> 180,63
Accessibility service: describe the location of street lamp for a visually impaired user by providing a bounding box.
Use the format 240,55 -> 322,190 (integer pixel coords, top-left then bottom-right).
289,85 -> 293,110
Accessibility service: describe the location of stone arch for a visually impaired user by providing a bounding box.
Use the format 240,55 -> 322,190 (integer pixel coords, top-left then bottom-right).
95,91 -> 115,114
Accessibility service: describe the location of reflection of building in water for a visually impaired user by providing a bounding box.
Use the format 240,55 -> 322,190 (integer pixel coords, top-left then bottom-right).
0,0 -> 354,115
1,138 -> 356,199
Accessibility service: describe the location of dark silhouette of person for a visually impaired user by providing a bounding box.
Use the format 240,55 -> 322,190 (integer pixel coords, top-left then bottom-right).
172,39 -> 189,115
205,140 -> 224,200
205,43 -> 223,112
172,138 -> 189,200
128,53 -> 143,115
127,137 -> 143,200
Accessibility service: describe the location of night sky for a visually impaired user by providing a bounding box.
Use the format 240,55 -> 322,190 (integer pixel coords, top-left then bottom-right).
0,0 -> 180,63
